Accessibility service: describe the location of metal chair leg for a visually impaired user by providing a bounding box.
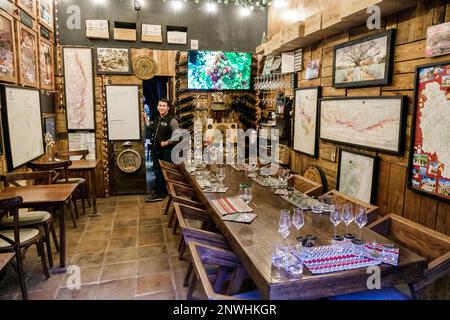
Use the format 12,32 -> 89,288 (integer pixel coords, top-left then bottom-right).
43,224 -> 54,268
15,247 -> 28,300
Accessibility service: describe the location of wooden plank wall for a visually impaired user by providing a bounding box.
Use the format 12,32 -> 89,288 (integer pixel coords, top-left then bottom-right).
287,0 -> 450,236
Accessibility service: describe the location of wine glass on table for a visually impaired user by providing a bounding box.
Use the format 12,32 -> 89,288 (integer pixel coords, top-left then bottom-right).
342,203 -> 354,236
292,208 -> 305,241
278,167 -> 290,192
278,210 -> 291,246
239,184 -> 252,205
355,207 -> 368,240
215,166 -> 226,188
329,206 -> 342,238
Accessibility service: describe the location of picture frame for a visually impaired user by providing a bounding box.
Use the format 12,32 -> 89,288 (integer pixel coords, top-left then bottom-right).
17,21 -> 39,88
426,22 -> 450,58
38,36 -> 54,90
68,132 -> 96,160
332,29 -> 395,88
16,0 -> 37,19
0,85 -> 44,171
337,149 -> 378,204
320,96 -> 407,155
293,87 -> 321,158
95,47 -> 132,75
408,60 -> 450,203
305,59 -> 320,80
43,114 -> 56,142
85,20 -> 109,39
38,0 -> 54,32
167,25 -> 187,45
141,24 -> 162,43
62,46 -> 96,131
0,10 -> 18,84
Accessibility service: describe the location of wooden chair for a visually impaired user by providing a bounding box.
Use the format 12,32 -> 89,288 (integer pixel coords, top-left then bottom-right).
27,161 -> 79,228
188,242 -> 261,300
159,159 -> 180,172
1,171 -> 59,268
331,214 -> 450,300
0,196 -> 51,300
55,150 -> 89,160
161,166 -> 191,222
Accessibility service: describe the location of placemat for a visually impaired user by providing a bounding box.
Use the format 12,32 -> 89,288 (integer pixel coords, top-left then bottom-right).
221,213 -> 257,224
211,196 -> 253,216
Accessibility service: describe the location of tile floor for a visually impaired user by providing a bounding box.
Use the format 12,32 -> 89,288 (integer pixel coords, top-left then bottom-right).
0,195 -> 207,300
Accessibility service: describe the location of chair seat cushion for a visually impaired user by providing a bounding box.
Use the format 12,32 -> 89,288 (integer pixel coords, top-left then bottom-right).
0,228 -> 40,248
56,178 -> 85,184
329,287 -> 411,300
1,211 -> 51,227
233,290 -> 262,300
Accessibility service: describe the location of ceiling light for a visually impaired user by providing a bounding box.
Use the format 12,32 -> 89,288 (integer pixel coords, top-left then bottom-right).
205,2 -> 217,13
239,7 -> 251,17
172,0 -> 183,11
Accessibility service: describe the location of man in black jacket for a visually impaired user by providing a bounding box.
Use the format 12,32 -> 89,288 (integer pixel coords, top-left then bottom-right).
143,99 -> 179,202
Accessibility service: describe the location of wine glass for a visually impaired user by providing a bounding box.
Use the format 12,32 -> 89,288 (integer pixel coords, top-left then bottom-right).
292,208 -> 305,240
239,184 -> 252,205
329,206 -> 342,238
278,210 -> 291,245
355,207 -> 368,240
215,166 -> 226,188
342,203 -> 354,236
278,167 -> 290,190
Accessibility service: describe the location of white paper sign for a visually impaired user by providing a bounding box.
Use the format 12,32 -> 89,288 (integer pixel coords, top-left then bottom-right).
282,51 -> 295,74
167,31 -> 187,44
142,24 -> 162,36
106,86 -> 140,140
191,39 -> 199,50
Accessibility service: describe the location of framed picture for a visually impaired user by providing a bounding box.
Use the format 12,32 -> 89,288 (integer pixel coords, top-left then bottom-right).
85,20 -> 109,39
426,22 -> 450,58
141,24 -> 162,43
337,149 -> 378,204
62,46 -> 95,131
38,37 -> 54,90
167,26 -> 187,44
305,59 -> 320,80
293,87 -> 321,157
38,0 -> 54,32
320,96 -> 407,154
16,0 -> 37,19
68,132 -> 96,160
408,61 -> 450,203
0,85 -> 44,171
333,29 -> 395,88
96,47 -> 131,75
294,48 -> 303,72
17,22 -> 39,88
0,11 -> 18,84
43,114 -> 56,142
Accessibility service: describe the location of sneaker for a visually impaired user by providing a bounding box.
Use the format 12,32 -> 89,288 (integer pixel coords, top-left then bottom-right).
145,194 -> 163,202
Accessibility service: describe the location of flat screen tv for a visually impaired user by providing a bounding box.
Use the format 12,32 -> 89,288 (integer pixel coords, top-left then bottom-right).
188,50 -> 252,90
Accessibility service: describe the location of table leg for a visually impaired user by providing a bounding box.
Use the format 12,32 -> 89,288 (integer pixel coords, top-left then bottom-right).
51,203 -> 67,274
89,169 -> 99,217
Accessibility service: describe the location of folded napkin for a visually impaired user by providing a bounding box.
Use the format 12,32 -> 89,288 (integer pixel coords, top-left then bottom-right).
203,187 -> 229,193
222,213 -> 257,224
211,196 -> 253,216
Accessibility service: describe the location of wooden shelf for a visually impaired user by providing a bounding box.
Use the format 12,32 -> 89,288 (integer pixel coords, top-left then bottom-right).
260,0 -> 418,56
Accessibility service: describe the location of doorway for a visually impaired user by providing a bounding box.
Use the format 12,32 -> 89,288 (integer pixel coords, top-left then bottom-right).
142,76 -> 173,193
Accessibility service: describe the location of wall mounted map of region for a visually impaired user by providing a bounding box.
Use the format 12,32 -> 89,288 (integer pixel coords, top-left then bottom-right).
63,47 -> 95,131
409,61 -> 450,202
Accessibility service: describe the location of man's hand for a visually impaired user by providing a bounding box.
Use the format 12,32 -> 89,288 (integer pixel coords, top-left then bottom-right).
161,141 -> 169,147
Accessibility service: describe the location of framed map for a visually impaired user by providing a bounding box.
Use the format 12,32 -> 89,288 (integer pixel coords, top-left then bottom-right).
0,11 -> 18,84
320,96 -> 407,154
17,22 -> 39,88
38,0 -> 54,32
293,87 -> 321,157
0,85 -> 44,171
39,37 -> 54,90
63,47 -> 95,131
408,61 -> 450,203
96,47 -> 131,74
337,149 -> 378,204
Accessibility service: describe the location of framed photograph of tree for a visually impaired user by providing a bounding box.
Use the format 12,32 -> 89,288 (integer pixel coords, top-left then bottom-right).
332,29 -> 395,88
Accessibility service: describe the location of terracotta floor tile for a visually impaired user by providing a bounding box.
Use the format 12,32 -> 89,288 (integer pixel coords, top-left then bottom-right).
137,258 -> 170,276
56,284 -> 98,300
80,230 -> 112,242
136,272 -> 173,295
135,290 -> 176,300
110,226 -> 138,239
139,217 -> 163,226
100,261 -> 137,282
27,287 -> 58,300
113,219 -> 138,229
97,278 -> 136,300
76,240 -> 109,254
61,266 -> 102,286
137,245 -> 168,260
138,233 -> 165,246
70,252 -> 105,268
139,225 -> 164,235
105,247 -> 138,264
115,211 -> 139,220
108,237 -> 138,250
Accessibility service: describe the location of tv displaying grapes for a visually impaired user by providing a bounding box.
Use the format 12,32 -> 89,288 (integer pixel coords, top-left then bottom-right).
188,51 -> 252,90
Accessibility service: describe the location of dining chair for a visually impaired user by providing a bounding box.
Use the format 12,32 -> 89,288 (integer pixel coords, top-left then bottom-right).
160,165 -> 191,223
0,196 -> 51,300
330,214 -> 450,300
27,161 -> 79,228
187,241 -> 261,300
55,150 -> 89,160
159,160 -> 180,172
1,171 -> 59,268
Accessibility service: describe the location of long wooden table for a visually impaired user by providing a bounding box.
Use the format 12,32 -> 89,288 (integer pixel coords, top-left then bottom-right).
69,160 -> 101,216
0,184 -> 78,273
181,165 -> 427,300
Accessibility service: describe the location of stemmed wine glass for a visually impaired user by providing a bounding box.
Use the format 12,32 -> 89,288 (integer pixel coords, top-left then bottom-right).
292,208 -> 305,240
278,210 -> 291,245
278,168 -> 290,191
329,206 -> 342,238
215,166 -> 226,188
342,203 -> 354,236
355,207 -> 368,240
239,184 -> 252,205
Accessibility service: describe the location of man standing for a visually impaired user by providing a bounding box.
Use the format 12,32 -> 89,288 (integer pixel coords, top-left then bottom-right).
143,99 -> 179,202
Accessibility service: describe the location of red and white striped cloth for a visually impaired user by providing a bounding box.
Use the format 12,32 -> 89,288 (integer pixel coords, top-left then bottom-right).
211,196 -> 254,216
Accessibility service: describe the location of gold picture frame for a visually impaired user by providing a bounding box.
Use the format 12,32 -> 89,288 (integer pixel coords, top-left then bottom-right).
16,0 -> 37,19
17,21 -> 39,88
0,10 -> 18,84
38,36 -> 54,90
38,0 -> 54,32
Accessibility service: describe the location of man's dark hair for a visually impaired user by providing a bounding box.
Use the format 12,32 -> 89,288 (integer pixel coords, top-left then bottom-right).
158,99 -> 171,108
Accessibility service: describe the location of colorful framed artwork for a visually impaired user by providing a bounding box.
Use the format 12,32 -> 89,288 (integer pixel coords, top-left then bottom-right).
333,29 -> 395,88
17,22 -> 39,88
16,0 -> 37,19
320,96 -> 407,155
38,37 -> 54,90
95,47 -> 131,75
305,59 -> 320,80
0,85 -> 44,171
293,87 -> 321,158
62,46 -> 95,131
38,0 -> 54,32
408,60 -> 450,203
0,10 -> 18,84
337,149 -> 378,204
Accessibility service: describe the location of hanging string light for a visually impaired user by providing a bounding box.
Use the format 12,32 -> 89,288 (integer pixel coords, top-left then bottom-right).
162,0 -> 271,11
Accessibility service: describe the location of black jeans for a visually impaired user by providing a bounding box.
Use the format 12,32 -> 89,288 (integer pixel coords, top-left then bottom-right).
153,147 -> 172,197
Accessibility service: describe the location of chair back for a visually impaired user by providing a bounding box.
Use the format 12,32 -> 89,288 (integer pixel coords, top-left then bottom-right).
162,169 -> 189,187
55,150 -> 89,160
27,160 -> 72,184
0,196 -> 23,247
167,182 -> 203,208
2,171 -> 55,187
159,160 -> 179,172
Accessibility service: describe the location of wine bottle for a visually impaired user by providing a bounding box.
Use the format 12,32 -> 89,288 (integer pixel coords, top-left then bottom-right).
181,120 -> 193,128
176,69 -> 188,76
176,60 -> 187,67
176,96 -> 194,104
176,104 -> 194,112
176,88 -> 189,95
179,113 -> 194,122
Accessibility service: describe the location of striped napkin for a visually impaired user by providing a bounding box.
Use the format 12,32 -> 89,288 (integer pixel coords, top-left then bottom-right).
211,196 -> 254,216
222,213 -> 257,224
